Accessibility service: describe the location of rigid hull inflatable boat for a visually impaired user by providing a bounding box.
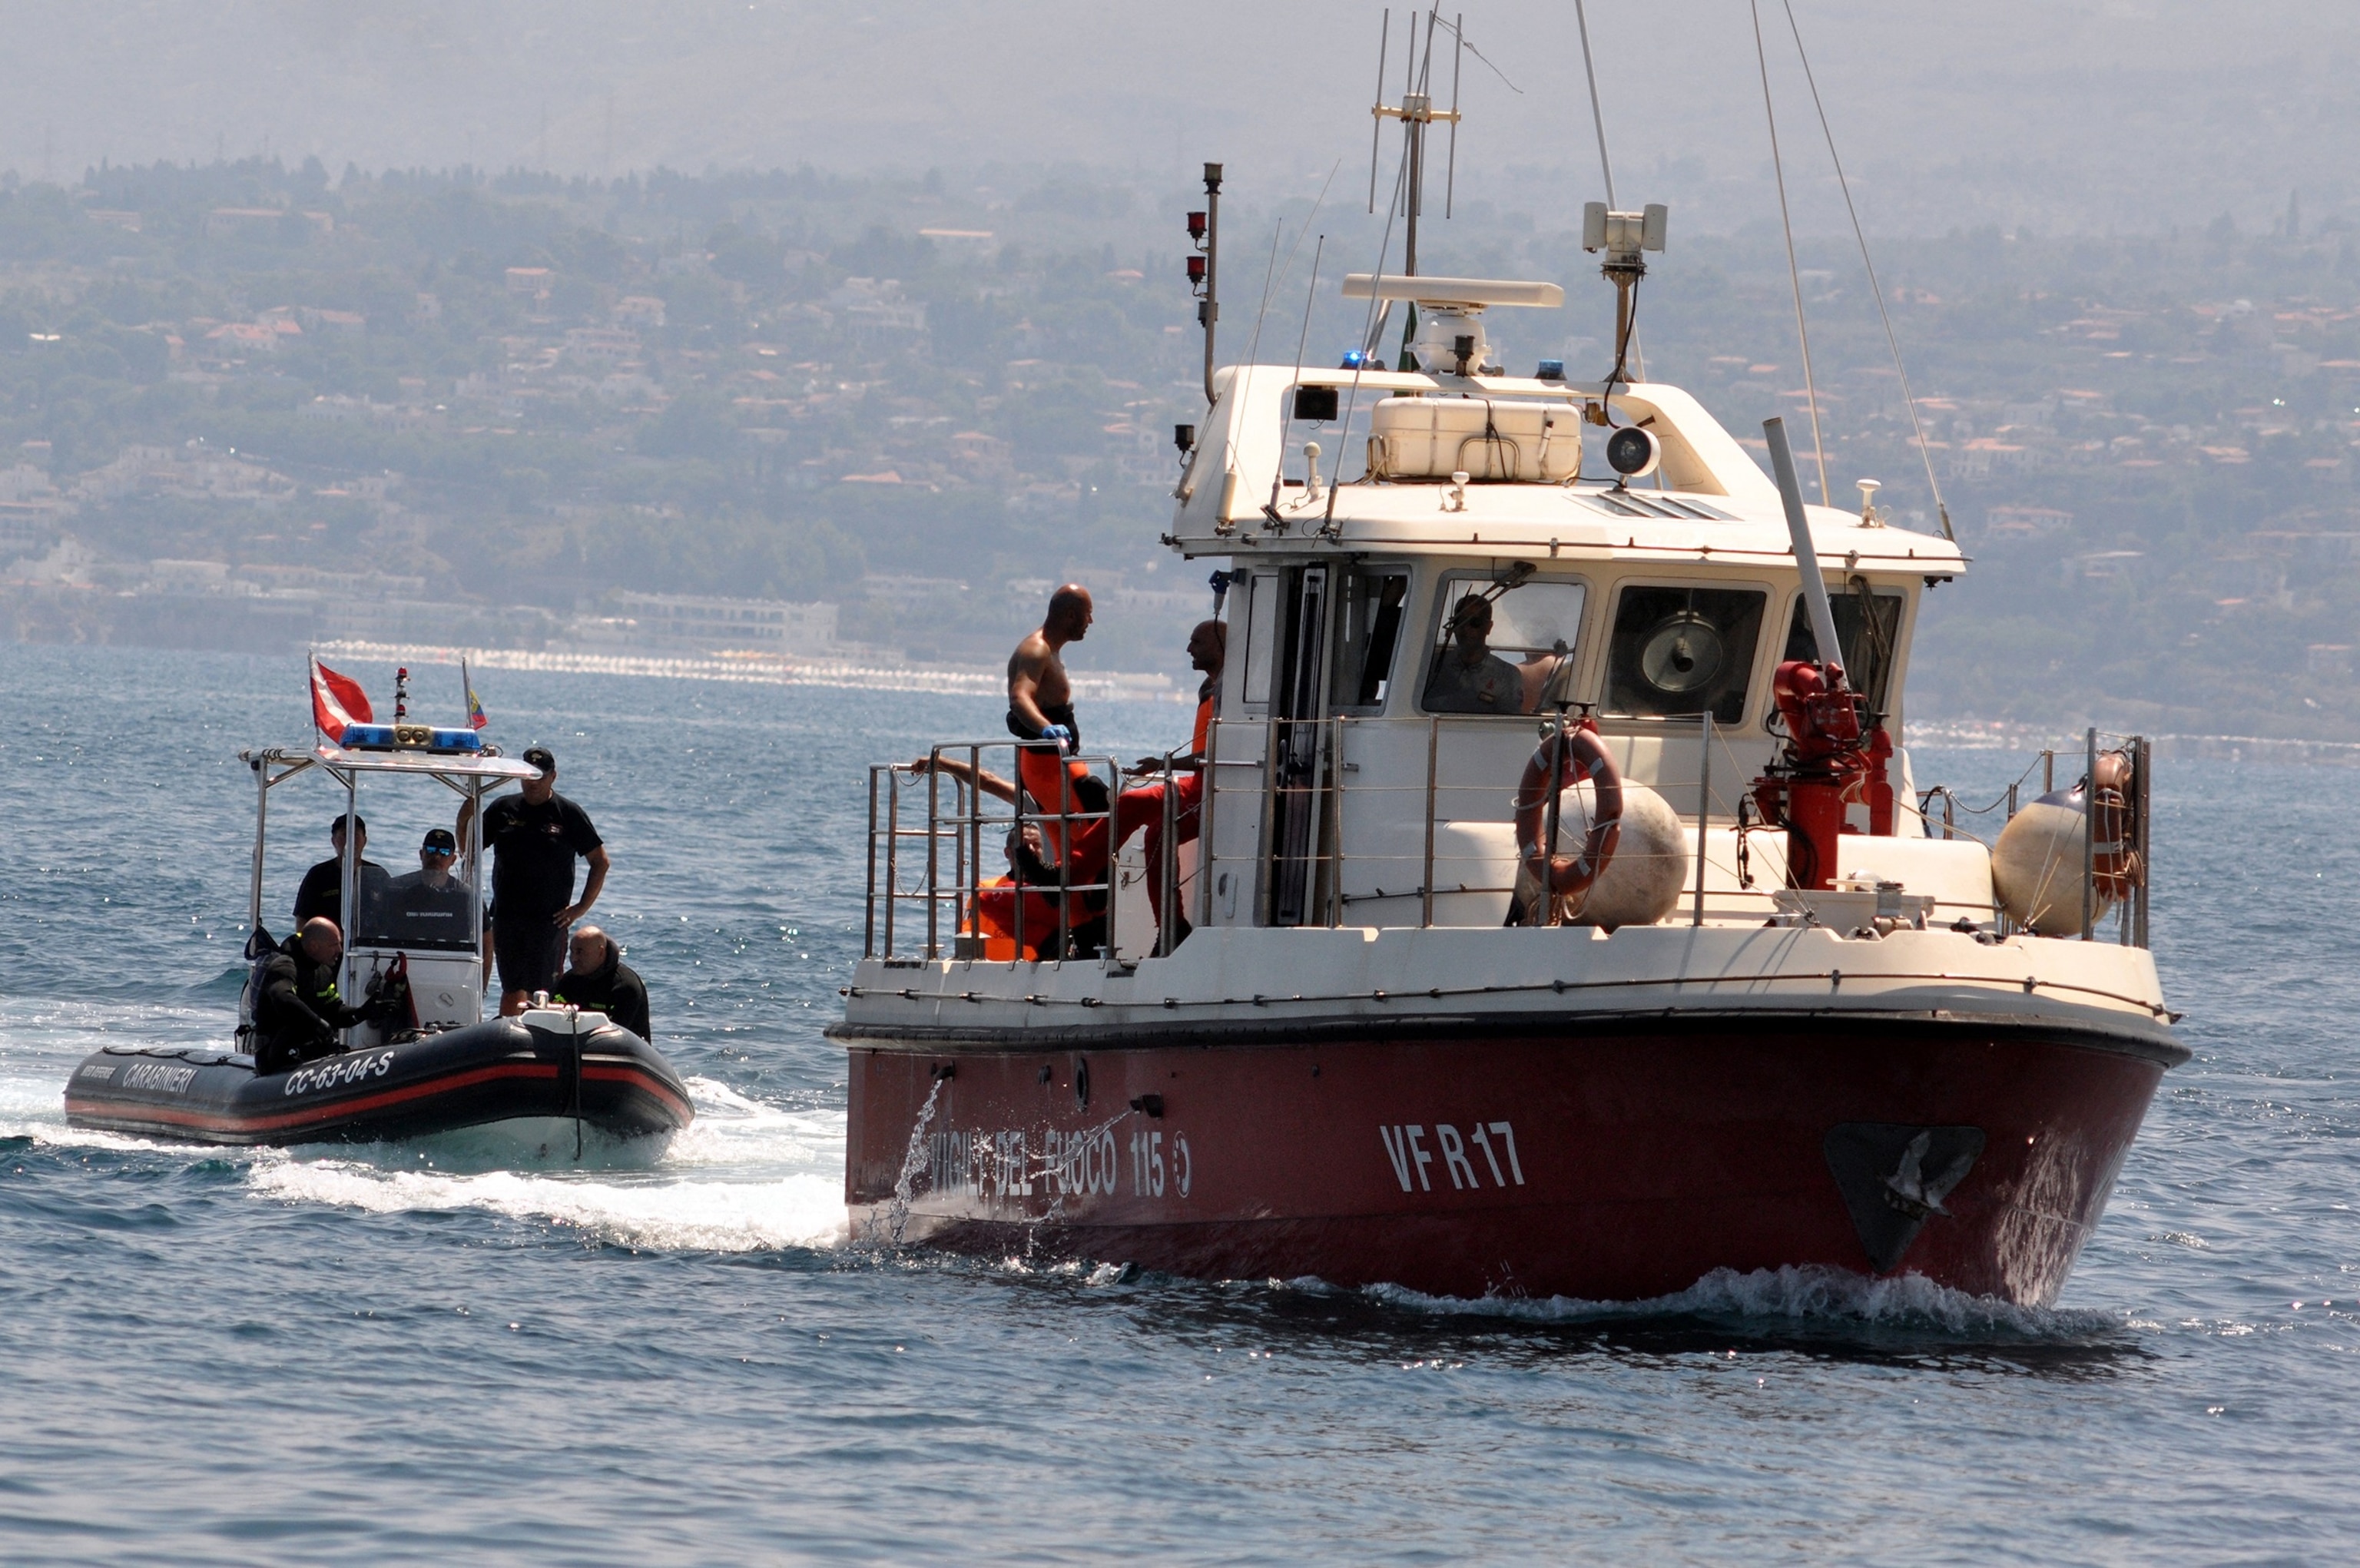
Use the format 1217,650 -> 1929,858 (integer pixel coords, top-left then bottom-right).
67,1009 -> 691,1147
831,61 -> 2182,1306
67,688 -> 693,1150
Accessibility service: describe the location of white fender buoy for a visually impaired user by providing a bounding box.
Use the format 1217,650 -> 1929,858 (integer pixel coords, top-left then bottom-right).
1993,786 -> 2114,935
1518,780 -> 1687,929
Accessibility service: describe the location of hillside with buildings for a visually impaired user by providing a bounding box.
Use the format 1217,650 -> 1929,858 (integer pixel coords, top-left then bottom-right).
0,157 -> 2355,735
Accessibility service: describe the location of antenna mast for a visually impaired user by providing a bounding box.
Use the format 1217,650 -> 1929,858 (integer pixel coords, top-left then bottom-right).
1370,8 -> 1460,280
1187,163 -> 1223,406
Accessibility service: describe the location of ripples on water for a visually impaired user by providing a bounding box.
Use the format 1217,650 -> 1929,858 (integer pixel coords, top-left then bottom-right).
1,645 -> 2353,1563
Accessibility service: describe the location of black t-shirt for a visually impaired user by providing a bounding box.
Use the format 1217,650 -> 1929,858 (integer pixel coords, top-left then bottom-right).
293,856 -> 386,927
482,791 -> 602,918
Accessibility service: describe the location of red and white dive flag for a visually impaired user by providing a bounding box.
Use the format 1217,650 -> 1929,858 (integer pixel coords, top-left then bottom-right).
310,655 -> 373,744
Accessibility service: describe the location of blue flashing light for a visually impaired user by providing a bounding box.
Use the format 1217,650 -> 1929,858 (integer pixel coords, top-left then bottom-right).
1340,347 -> 1370,370
337,724 -> 485,754
1536,358 -> 1566,380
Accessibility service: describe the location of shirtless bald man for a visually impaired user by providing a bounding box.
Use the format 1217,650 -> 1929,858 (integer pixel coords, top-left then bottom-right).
1008,582 -> 1093,753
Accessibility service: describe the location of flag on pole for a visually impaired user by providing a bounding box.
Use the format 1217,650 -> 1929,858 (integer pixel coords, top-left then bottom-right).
310,654 -> 373,744
462,658 -> 489,731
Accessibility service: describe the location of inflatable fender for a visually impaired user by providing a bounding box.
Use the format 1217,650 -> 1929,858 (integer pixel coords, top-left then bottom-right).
1513,721 -> 1622,915
1516,781 -> 1687,929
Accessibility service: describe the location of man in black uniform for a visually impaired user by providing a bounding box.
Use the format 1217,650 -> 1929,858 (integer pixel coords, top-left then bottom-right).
250,917 -> 375,1075
291,814 -> 387,927
458,745 -> 609,1015
552,924 -> 652,1042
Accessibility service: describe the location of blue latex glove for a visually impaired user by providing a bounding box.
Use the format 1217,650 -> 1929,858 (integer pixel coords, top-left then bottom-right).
1038,724 -> 1073,751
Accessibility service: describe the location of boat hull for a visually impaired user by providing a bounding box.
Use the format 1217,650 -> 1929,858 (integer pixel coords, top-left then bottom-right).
840,1010 -> 2183,1306
65,1016 -> 694,1147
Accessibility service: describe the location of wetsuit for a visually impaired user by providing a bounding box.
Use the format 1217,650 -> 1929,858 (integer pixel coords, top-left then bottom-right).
251,933 -> 371,1076
552,943 -> 652,1043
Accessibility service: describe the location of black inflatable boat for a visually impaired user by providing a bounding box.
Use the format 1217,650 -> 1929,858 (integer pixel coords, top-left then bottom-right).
67,671 -> 698,1152
65,1007 -> 693,1147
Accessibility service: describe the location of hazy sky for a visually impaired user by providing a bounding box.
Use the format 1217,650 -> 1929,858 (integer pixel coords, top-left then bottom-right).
1,2 -> 2350,236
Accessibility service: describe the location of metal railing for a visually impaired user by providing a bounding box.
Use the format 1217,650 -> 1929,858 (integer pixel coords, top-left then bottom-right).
1914,726 -> 2153,948
1202,711 -> 1739,931
866,740 -> 1198,966
863,721 -> 2156,957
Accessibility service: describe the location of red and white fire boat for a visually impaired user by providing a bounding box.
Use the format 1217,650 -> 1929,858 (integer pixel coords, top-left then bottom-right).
831,90 -> 2179,1307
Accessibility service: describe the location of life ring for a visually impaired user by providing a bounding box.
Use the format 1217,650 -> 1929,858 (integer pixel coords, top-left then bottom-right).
1514,719 -> 1622,908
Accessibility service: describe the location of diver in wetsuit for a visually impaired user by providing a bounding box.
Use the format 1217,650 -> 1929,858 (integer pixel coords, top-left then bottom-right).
250,917 -> 375,1075
551,925 -> 651,1043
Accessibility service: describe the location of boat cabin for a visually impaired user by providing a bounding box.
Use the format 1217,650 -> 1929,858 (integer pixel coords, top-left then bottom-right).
240,738 -> 542,1046
863,275 -> 2147,966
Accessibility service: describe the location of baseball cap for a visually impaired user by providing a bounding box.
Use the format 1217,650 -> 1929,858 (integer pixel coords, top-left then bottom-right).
421,827 -> 457,852
522,745 -> 556,772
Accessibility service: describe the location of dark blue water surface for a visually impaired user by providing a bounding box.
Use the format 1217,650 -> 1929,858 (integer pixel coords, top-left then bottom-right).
2,642 -> 2355,1564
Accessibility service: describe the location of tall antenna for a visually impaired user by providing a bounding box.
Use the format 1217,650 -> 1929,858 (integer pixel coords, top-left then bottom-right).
1752,0 -> 1829,506
1444,12 -> 1463,219
1274,234 -> 1327,515
1370,8 -> 1460,280
1778,0 -> 1954,542
1367,10 -> 1390,215
1573,0 -> 1616,208
1327,144 -> 1411,532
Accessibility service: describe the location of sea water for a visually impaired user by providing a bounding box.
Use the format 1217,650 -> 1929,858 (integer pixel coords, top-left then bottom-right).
1,642 -> 2354,1563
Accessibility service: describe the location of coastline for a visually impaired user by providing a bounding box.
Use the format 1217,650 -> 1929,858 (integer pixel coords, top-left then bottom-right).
314,638 -> 1185,704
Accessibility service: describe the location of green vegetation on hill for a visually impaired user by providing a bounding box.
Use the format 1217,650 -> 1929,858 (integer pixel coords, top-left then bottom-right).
0,157 -> 2355,734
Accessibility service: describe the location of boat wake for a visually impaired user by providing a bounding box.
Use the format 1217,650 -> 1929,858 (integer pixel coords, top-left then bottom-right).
1358,1263 -> 2124,1339
0,996 -> 851,1253
245,1077 -> 850,1252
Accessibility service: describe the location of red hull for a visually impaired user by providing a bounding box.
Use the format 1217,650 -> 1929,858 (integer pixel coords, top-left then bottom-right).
840,1014 -> 2181,1306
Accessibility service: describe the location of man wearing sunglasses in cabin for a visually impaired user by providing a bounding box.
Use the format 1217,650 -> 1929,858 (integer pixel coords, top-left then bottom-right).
379,826 -> 483,949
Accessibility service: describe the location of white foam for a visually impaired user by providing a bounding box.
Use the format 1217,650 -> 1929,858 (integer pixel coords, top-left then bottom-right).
1359,1263 -> 2123,1337
0,995 -> 237,1147
245,1074 -> 852,1251
247,1156 -> 848,1251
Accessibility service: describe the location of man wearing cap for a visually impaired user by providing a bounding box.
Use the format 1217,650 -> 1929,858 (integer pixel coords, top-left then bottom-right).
379,827 -> 482,948
291,814 -> 387,929
457,745 -> 609,1015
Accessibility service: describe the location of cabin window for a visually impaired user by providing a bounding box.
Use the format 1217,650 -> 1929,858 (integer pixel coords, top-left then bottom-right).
1334,569 -> 1411,709
1782,585 -> 1905,718
353,870 -> 477,953
1419,572 -> 1589,716
1241,572 -> 1279,707
1602,583 -> 1767,724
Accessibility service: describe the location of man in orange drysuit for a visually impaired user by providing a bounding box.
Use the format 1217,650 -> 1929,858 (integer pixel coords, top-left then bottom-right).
938,616 -> 1225,952
1109,618 -> 1225,946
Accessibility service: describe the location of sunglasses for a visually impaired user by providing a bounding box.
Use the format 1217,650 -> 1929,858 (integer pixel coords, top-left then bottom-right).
422,845 -> 456,857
